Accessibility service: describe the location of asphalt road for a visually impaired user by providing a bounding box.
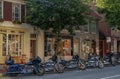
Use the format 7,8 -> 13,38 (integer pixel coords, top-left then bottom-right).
1,65 -> 120,79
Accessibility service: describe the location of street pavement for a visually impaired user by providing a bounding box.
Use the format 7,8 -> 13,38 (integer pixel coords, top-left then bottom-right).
1,65 -> 120,79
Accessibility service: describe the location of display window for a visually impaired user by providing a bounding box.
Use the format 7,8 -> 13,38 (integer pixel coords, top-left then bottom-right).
45,35 -> 72,57
73,38 -> 79,55
1,33 -> 23,57
45,37 -> 55,57
82,40 -> 91,54
62,39 -> 71,56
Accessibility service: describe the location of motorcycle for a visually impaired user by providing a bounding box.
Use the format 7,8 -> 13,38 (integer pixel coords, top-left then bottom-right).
115,52 -> 120,63
103,53 -> 117,66
43,55 -> 64,73
5,58 -> 24,75
85,53 -> 104,69
60,55 -> 86,70
21,56 -> 44,76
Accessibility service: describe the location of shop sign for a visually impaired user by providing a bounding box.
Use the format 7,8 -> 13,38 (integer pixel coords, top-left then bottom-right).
106,37 -> 111,42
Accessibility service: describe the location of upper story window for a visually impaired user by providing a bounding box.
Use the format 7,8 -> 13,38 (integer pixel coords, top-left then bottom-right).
83,24 -> 89,33
12,3 -> 21,21
90,20 -> 96,33
0,1 -> 2,18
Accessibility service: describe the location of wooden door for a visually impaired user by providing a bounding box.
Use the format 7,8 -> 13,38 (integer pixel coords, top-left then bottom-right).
30,40 -> 36,59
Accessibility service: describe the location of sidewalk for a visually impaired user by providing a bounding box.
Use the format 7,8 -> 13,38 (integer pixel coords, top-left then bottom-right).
0,65 -> 7,77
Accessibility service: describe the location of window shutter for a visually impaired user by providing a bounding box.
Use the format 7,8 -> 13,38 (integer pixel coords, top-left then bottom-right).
3,1 -> 12,21
21,4 -> 25,23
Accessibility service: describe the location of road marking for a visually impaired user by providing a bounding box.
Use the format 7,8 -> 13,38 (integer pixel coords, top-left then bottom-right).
101,75 -> 120,79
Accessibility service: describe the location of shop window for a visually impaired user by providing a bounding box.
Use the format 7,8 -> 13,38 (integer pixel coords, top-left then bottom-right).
63,39 -> 71,56
82,40 -> 91,58
73,38 -> 79,55
2,34 -> 23,56
12,3 -> 21,21
45,37 -> 55,57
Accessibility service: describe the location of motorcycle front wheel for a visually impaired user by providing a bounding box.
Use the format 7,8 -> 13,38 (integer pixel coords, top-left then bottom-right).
111,56 -> 117,66
37,67 -> 44,76
98,61 -> 104,69
77,61 -> 86,70
54,63 -> 64,73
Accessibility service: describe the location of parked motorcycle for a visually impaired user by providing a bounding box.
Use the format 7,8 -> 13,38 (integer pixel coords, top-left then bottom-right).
115,52 -> 120,63
85,53 -> 104,69
43,55 -> 64,73
5,57 -> 24,75
103,53 -> 117,66
21,56 -> 44,76
60,55 -> 86,70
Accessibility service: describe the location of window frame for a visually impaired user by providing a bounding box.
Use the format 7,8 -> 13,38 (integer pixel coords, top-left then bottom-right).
1,33 -> 23,57
90,20 -> 97,34
12,3 -> 21,21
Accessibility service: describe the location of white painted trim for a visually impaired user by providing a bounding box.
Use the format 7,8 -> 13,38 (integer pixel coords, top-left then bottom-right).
3,0 -> 25,4
20,4 -> 21,21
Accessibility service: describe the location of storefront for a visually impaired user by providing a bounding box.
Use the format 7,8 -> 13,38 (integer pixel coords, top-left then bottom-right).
0,26 -> 25,64
44,33 -> 73,61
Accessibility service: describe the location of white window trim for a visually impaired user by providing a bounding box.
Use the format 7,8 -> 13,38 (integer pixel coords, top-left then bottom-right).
12,3 -> 21,21
20,4 -> 21,21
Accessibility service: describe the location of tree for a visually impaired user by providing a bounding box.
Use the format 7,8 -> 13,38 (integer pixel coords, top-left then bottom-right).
25,0 -> 89,54
96,0 -> 120,29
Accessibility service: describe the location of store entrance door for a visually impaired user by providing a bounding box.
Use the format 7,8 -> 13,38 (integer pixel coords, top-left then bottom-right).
30,40 -> 36,59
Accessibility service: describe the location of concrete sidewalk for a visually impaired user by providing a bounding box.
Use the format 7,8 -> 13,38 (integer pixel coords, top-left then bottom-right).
0,65 -> 7,77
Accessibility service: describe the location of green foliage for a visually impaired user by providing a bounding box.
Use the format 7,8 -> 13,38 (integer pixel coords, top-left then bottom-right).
25,0 -> 89,34
96,0 -> 120,28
